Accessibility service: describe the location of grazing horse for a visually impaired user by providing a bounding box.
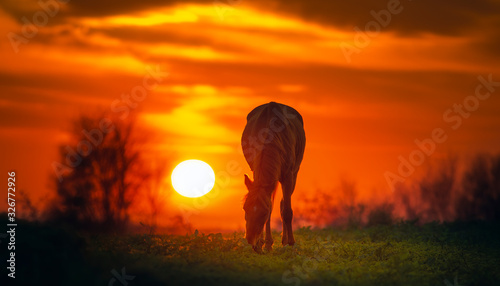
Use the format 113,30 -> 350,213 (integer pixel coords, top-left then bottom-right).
241,102 -> 305,252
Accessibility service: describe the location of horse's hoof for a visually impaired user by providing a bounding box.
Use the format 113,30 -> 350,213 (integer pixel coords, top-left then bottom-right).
253,245 -> 263,254
282,235 -> 288,246
265,244 -> 273,252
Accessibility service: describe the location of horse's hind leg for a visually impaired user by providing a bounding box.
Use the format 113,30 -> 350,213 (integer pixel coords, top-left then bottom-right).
282,194 -> 295,246
280,198 -> 289,245
281,175 -> 296,246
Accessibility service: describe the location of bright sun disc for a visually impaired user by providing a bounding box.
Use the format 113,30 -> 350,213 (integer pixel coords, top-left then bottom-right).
171,160 -> 215,198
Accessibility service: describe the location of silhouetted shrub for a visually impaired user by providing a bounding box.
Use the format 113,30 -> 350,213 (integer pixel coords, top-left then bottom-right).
394,153 -> 500,223
455,154 -> 500,221
367,203 -> 393,226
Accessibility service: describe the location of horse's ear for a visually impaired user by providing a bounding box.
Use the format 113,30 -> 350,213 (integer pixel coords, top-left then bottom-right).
244,174 -> 253,190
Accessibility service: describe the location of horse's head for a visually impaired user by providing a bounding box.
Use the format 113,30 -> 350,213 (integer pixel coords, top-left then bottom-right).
243,174 -> 273,252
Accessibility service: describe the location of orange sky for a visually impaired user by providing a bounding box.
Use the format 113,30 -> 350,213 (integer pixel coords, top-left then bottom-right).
1,0 -> 500,231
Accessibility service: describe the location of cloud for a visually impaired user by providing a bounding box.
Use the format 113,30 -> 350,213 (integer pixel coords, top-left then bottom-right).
140,85 -> 248,156
0,0 -> 204,20
3,0 -> 500,38
3,1 -> 499,71
251,0 -> 500,36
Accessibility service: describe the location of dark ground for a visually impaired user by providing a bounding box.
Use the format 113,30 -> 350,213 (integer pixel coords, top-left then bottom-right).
1,217 -> 499,286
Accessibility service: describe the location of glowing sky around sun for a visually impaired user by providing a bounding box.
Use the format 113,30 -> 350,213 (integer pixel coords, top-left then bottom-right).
1,0 -> 499,230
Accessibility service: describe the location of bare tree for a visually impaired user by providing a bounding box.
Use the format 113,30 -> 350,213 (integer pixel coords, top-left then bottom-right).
47,113 -> 151,232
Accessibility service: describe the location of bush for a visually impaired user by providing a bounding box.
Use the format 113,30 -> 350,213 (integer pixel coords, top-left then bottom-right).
367,203 -> 393,226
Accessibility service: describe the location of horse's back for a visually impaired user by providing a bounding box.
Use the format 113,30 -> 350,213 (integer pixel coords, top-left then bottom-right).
246,102 -> 303,126
242,102 -> 305,175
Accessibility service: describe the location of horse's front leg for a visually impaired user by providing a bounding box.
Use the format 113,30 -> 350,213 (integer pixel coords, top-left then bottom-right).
280,198 -> 289,245
265,215 -> 273,252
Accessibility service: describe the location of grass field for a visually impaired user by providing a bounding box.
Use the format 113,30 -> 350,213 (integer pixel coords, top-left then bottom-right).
5,219 -> 500,286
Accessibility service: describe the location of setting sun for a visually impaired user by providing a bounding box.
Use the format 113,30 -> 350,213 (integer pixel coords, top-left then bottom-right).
171,159 -> 216,198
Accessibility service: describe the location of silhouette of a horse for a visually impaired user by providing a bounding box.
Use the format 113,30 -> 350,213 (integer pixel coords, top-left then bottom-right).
241,102 -> 305,252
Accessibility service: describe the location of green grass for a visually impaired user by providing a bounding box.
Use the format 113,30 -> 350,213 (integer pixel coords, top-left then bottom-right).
85,222 -> 499,286
4,220 -> 500,286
